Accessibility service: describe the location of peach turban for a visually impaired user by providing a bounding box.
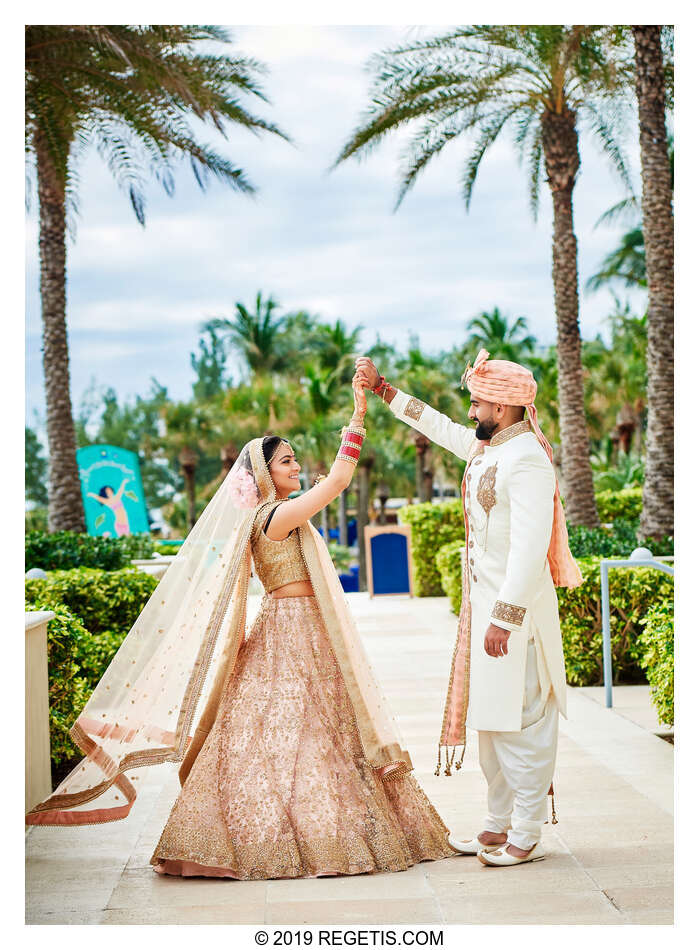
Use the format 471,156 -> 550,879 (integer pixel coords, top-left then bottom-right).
463,349 -> 582,589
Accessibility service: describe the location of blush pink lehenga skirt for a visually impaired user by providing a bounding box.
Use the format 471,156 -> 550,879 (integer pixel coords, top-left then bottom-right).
150,595 -> 456,880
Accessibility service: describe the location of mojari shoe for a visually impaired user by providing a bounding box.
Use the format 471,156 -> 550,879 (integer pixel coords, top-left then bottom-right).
477,842 -> 546,867
448,834 -> 504,855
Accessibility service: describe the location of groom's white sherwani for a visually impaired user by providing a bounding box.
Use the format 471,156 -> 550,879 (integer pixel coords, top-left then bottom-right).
389,389 -> 564,850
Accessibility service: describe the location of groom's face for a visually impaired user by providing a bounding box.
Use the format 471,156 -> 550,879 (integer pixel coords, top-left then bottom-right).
468,397 -> 499,440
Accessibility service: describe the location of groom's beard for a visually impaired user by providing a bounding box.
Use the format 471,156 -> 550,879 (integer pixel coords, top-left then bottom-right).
475,418 -> 498,441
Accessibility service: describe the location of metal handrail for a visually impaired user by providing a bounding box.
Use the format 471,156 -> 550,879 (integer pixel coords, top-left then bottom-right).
600,556 -> 674,708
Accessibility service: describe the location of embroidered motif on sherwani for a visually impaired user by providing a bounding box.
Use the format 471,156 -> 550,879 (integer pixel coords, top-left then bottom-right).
492,600 -> 527,627
404,397 -> 426,421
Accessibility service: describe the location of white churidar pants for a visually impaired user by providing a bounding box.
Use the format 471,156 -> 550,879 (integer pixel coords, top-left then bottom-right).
478,637 -> 558,851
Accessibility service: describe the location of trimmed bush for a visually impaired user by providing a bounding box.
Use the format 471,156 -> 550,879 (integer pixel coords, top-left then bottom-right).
567,519 -> 673,558
399,500 -> 464,596
595,487 -> 643,522
638,600 -> 674,726
25,599 -> 93,782
435,540 -> 464,614
25,530 -> 155,572
25,567 -> 158,637
557,556 -> 674,686
433,550 -> 673,688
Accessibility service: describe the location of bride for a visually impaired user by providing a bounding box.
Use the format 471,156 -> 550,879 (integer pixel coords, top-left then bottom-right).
26,376 -> 457,880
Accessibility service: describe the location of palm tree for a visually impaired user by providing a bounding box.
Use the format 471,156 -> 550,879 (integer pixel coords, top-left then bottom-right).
465,307 -> 537,362
205,292 -> 287,377
632,26 -> 674,540
586,229 -> 646,292
336,26 -> 639,526
25,25 -> 287,531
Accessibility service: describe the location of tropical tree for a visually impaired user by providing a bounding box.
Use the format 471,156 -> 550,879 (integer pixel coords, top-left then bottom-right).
632,26 -> 674,540
25,25 -> 287,531
464,307 -> 537,362
586,229 -> 646,292
25,427 -> 48,505
191,327 -> 231,400
206,292 -> 287,377
336,25 -> 641,526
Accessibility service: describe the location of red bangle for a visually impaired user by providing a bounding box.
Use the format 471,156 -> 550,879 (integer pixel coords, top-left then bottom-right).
371,375 -> 387,394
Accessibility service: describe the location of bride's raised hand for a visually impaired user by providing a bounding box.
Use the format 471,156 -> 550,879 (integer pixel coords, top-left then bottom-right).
351,373 -> 367,424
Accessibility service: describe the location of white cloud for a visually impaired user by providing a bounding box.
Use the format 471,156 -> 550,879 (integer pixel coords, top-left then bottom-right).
26,24 -> 648,428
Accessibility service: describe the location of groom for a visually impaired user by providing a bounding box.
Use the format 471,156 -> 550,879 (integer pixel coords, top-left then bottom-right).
355,351 -> 582,867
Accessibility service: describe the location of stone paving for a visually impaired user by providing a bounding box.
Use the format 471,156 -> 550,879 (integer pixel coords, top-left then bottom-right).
26,594 -> 674,925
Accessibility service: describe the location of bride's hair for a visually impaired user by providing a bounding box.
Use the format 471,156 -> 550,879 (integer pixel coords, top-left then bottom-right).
262,436 -> 284,465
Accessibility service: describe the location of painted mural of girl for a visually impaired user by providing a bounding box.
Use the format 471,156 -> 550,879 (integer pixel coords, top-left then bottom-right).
87,477 -> 131,536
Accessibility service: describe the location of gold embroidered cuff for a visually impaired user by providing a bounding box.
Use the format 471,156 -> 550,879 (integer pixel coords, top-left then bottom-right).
404,397 -> 426,421
492,600 -> 527,626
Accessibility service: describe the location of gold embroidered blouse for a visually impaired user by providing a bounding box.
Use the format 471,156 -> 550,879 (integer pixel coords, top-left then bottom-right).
251,503 -> 310,593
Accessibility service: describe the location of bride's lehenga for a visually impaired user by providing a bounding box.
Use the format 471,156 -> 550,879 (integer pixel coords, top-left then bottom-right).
151,505 -> 455,880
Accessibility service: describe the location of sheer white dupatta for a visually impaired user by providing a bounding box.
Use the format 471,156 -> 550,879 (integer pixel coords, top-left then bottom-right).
25,440 -> 273,825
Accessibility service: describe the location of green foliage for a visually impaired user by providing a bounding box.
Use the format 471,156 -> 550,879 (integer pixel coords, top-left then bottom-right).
638,600 -> 674,726
435,540 -> 464,613
327,543 -> 353,573
25,427 -> 48,505
567,518 -> 673,558
399,500 -> 464,596
557,557 -> 674,687
25,567 -> 158,636
25,599 -> 93,779
190,327 -> 231,400
25,507 -> 48,533
595,487 -> 643,521
25,531 -> 155,571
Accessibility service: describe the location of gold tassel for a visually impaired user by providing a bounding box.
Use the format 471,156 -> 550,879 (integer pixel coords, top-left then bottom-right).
549,781 -> 558,825
455,745 -> 466,770
435,744 -> 442,777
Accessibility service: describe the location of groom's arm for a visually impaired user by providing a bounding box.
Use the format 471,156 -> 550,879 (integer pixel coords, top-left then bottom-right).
388,388 -> 476,462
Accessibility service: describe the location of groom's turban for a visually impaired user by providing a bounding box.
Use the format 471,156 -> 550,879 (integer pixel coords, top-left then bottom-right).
461,348 -> 582,589
461,348 -> 537,406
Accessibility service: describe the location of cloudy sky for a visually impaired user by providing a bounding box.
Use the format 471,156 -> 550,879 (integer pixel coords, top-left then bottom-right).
25,24 -> 648,432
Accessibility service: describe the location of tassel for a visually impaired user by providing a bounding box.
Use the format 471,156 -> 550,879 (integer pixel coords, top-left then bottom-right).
435,744 -> 442,777
455,745 -> 466,770
548,781 -> 558,825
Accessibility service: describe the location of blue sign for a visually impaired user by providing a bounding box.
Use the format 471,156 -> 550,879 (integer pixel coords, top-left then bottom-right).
76,445 -> 150,537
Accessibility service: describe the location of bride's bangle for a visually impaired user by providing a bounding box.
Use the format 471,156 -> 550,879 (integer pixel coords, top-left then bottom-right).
337,423 -> 366,465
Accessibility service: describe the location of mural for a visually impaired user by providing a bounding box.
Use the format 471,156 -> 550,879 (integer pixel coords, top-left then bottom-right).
77,445 -> 150,537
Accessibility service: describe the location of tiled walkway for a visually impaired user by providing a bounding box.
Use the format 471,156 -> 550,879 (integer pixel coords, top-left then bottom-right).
26,594 -> 673,925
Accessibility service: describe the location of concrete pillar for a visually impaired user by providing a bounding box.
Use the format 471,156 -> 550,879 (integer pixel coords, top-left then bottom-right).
25,611 -> 54,816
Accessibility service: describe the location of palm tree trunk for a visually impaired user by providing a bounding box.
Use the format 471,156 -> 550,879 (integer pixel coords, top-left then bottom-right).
36,134 -> 86,533
178,447 -> 197,530
633,26 -> 674,540
338,488 -> 348,546
321,504 -> 330,543
541,107 -> 599,527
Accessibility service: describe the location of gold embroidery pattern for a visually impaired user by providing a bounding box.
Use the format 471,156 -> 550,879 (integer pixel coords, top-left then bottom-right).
492,600 -> 526,626
404,397 -> 426,421
490,419 -> 531,447
476,464 -> 498,515
150,596 -> 455,879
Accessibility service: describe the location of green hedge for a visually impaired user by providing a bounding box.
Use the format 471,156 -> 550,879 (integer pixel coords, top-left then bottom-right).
434,548 -> 673,688
558,556 -> 674,686
638,600 -> 674,726
435,540 -> 464,614
566,519 -> 673,558
25,531 -> 155,572
26,567 -> 159,784
595,487 -> 643,522
25,567 -> 158,636
25,599 -> 93,782
399,500 -> 464,596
